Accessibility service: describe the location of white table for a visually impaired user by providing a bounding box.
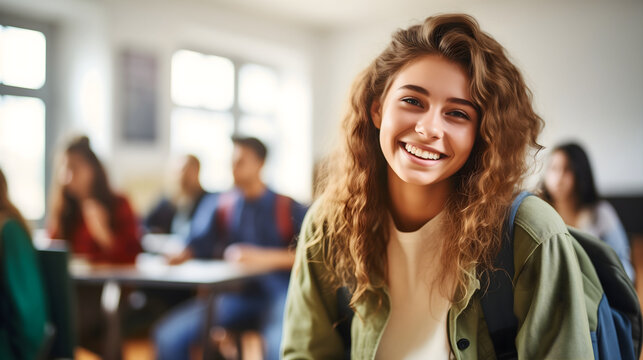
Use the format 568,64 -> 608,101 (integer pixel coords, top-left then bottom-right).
70,254 -> 272,360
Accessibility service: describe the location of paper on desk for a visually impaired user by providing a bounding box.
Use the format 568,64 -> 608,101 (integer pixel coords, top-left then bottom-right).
135,253 -> 250,283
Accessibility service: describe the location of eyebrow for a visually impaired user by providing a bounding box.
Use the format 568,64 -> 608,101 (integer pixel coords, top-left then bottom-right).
397,84 -> 478,112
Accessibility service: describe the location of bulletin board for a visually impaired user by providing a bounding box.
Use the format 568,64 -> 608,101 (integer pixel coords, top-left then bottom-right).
120,50 -> 158,143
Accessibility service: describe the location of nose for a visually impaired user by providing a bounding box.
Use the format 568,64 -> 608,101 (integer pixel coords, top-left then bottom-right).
415,107 -> 444,139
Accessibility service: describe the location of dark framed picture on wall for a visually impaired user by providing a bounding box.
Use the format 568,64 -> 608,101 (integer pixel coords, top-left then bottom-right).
120,49 -> 158,143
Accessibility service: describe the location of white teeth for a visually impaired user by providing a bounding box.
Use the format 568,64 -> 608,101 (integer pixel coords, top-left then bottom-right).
404,143 -> 440,160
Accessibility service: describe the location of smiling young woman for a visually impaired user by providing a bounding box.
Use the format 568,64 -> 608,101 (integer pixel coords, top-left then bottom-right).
282,14 -> 596,360
372,54 -> 479,233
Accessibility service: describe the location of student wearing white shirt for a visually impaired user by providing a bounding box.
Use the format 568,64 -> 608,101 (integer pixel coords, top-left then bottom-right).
541,142 -> 634,280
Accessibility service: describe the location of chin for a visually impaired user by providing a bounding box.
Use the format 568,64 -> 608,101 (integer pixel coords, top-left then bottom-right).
396,171 -> 442,187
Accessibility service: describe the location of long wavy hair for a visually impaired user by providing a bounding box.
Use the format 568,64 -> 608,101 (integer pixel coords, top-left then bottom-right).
52,136 -> 116,239
0,167 -> 31,235
310,14 -> 544,307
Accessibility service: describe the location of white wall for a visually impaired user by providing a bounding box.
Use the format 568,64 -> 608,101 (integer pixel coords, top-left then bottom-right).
315,0 -> 643,194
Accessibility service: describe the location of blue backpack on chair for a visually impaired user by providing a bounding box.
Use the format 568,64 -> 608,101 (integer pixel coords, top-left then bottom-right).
481,191 -> 643,359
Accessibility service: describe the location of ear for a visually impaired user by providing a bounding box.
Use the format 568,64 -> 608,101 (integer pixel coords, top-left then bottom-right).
370,100 -> 382,129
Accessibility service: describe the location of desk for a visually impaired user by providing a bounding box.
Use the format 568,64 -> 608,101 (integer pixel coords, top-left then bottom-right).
70,254 -> 271,360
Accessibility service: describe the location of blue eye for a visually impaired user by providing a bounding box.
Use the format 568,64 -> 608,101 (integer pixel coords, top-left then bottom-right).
401,97 -> 422,107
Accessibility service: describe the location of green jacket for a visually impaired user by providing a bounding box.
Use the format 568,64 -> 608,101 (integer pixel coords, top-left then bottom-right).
282,196 -> 600,359
0,219 -> 49,360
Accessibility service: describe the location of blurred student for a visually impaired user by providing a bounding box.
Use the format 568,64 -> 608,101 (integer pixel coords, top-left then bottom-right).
541,142 -> 634,279
47,135 -> 141,354
48,135 -> 141,263
154,136 -> 308,360
144,154 -> 208,241
0,167 -> 50,360
136,155 -> 208,336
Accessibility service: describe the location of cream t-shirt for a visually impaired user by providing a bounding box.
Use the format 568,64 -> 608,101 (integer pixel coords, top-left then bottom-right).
375,211 -> 454,360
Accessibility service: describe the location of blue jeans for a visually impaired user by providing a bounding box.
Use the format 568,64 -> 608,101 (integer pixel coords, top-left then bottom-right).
154,280 -> 287,360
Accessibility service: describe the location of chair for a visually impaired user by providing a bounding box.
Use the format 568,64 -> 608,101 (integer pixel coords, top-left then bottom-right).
37,246 -> 76,359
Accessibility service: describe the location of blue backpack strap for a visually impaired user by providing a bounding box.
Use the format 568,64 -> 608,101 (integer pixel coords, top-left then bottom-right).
480,191 -> 532,360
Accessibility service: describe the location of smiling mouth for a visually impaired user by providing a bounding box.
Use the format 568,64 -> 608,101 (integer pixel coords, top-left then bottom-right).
402,142 -> 446,160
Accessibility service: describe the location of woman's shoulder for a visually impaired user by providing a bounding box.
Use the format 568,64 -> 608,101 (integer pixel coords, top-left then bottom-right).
296,200 -> 334,260
1,218 -> 29,237
300,199 -> 322,230
514,195 -> 568,246
109,194 -> 139,232
593,200 -> 620,221
587,200 -> 625,233
112,193 -> 132,205
512,196 -> 585,288
0,218 -> 32,251
111,193 -> 135,213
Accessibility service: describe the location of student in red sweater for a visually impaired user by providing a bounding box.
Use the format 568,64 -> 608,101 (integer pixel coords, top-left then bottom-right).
48,136 -> 140,263
48,135 -> 141,354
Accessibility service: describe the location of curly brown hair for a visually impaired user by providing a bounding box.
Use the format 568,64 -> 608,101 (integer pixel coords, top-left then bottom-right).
309,14 -> 543,307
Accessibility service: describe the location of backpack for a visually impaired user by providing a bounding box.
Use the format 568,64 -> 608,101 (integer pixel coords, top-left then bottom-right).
481,191 -> 643,360
215,190 -> 295,245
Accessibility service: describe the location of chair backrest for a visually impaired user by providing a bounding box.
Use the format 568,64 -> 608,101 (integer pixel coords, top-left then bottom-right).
37,247 -> 76,359
604,195 -> 643,236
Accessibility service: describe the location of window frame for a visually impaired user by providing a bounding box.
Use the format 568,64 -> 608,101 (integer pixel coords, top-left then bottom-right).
0,13 -> 55,226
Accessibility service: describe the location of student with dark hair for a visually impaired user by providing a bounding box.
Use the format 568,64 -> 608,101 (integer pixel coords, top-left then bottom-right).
48,135 -> 141,263
231,136 -> 267,162
155,136 -> 308,360
0,167 -> 49,360
541,142 -> 634,279
47,136 -> 141,353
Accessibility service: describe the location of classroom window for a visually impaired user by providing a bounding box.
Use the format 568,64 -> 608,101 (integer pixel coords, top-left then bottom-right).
171,50 -> 234,111
238,63 -> 278,115
170,50 -> 282,192
0,24 -> 47,221
0,25 -> 46,89
170,108 -> 234,191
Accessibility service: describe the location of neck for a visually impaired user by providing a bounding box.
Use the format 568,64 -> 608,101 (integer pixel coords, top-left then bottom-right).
175,186 -> 203,206
552,196 -> 580,225
75,192 -> 91,202
185,185 -> 203,200
239,179 -> 266,200
387,167 -> 452,232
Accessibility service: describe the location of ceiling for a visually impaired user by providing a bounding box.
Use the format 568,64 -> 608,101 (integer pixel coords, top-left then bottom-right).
209,0 -> 454,30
